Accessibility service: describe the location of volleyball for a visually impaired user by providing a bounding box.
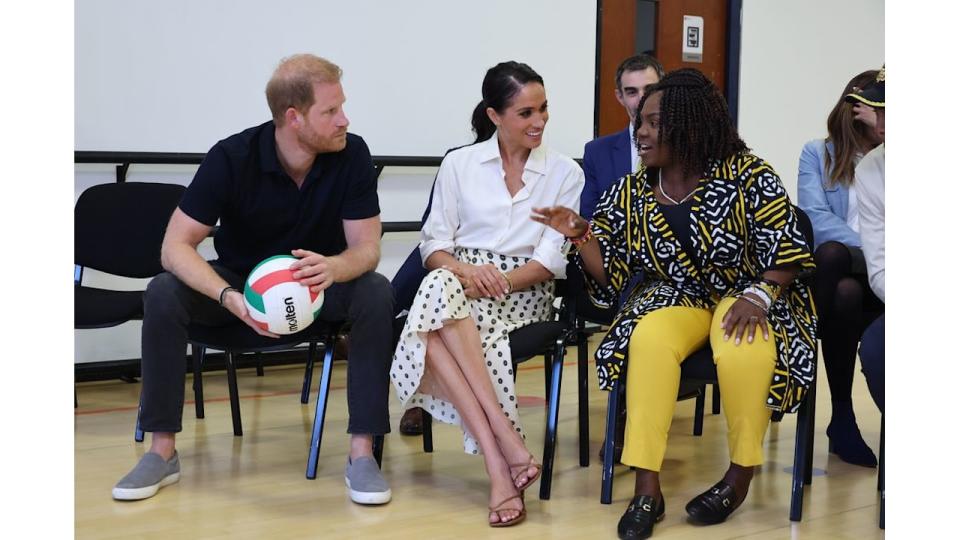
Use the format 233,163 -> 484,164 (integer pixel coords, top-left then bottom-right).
243,255 -> 323,335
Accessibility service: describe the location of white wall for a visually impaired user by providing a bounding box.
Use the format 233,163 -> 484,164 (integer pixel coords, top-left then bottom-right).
75,0 -> 595,159
738,0 -> 884,198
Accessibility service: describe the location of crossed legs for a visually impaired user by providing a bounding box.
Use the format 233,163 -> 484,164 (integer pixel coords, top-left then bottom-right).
419,316 -> 539,524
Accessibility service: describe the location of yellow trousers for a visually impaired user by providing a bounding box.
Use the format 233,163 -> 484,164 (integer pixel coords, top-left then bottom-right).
621,297 -> 776,471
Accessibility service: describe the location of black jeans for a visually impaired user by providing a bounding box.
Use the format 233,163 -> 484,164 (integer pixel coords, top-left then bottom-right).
138,263 -> 394,435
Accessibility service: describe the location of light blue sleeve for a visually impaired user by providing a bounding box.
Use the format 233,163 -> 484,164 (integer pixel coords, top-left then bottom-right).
796,140 -> 861,249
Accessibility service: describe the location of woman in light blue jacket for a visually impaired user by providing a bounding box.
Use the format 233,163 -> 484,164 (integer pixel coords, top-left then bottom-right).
797,70 -> 883,467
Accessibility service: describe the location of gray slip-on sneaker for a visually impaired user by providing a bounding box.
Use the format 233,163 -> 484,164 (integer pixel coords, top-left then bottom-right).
344,456 -> 391,505
112,451 -> 181,501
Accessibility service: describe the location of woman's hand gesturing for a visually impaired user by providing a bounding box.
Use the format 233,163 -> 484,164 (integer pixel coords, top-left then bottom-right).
531,206 -> 588,238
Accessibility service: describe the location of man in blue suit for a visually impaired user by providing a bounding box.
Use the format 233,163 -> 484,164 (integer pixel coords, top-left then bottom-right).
581,54 -> 663,219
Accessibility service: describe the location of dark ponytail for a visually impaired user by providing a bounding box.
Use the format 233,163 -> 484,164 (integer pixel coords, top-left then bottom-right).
471,61 -> 544,143
471,100 -> 496,143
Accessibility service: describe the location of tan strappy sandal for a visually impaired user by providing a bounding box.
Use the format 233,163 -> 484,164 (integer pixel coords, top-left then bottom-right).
509,453 -> 542,492
489,493 -> 526,527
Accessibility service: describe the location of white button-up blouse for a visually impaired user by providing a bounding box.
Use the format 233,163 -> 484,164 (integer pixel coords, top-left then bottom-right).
419,133 -> 584,278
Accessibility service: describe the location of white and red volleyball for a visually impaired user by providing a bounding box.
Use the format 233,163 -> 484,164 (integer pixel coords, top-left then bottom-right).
243,255 -> 323,335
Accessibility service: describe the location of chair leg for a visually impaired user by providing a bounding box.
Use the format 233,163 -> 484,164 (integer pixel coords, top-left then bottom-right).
804,380 -> 817,485
306,334 -> 337,479
134,395 -> 145,442
255,352 -> 264,377
711,383 -> 721,414
878,414 -> 884,492
373,434 -> 385,468
693,384 -> 706,436
192,346 -> 205,419
600,379 -> 621,504
225,352 -> 242,436
790,392 -> 813,521
539,339 -> 565,500
543,355 -> 551,407
577,329 -> 590,467
422,411 -> 434,453
879,413 -> 884,529
301,342 -> 318,404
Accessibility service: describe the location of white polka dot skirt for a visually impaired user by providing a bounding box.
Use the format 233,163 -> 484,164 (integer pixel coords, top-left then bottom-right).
390,247 -> 555,454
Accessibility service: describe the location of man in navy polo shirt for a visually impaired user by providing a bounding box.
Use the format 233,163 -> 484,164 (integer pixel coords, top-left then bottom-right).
112,54 -> 394,505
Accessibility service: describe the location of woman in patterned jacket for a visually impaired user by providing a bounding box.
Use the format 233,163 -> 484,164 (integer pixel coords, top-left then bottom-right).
533,68 -> 816,539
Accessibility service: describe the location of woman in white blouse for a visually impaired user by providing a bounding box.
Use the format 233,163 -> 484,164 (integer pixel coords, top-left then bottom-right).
391,61 -> 583,527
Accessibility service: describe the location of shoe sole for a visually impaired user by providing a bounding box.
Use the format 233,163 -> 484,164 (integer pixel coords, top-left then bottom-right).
686,503 -> 737,524
616,510 -> 664,539
112,472 -> 180,501
828,440 -> 878,467
345,477 -> 392,505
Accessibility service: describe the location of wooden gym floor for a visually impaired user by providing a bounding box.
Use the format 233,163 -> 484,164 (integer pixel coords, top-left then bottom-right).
75,336 -> 884,539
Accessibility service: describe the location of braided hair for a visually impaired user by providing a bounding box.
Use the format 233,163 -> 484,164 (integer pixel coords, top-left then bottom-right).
636,68 -> 747,177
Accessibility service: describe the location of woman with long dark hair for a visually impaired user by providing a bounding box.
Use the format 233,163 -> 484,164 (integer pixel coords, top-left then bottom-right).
390,61 -> 583,527
533,69 -> 816,539
797,70 -> 884,467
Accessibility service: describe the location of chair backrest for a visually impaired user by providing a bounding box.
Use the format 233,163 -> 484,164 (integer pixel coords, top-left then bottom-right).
74,182 -> 186,278
793,205 -> 815,251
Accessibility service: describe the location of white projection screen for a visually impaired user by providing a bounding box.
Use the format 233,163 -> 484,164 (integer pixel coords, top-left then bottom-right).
75,0 -> 597,159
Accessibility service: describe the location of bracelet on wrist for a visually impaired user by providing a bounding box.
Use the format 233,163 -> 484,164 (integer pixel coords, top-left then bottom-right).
219,286 -> 238,306
501,271 -> 514,294
569,223 -> 594,248
757,279 -> 782,302
743,285 -> 772,309
739,291 -> 769,313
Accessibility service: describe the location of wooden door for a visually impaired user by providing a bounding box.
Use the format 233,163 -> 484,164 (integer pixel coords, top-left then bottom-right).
655,0 -> 727,89
596,0 -> 730,138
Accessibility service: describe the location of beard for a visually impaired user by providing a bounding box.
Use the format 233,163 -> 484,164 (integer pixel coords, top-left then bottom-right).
297,125 -> 347,154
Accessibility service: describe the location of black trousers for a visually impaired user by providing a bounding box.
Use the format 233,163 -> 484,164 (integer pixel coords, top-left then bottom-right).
859,314 -> 885,413
138,263 -> 394,435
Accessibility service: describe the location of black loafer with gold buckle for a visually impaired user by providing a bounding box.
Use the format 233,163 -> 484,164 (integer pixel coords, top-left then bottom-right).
684,481 -> 745,524
617,494 -> 665,539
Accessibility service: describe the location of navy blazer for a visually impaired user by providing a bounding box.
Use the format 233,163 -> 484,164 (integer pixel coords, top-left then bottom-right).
581,127 -> 643,308
581,127 -> 632,219
796,139 -> 862,249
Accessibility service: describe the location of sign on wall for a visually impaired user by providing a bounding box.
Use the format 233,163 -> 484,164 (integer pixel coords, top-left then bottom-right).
682,15 -> 704,63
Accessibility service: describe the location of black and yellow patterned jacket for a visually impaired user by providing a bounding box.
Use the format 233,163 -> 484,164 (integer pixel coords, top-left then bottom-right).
583,152 -> 818,413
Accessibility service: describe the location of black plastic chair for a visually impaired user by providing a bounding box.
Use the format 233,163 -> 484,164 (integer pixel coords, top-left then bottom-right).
571,268 -> 708,450
74,182 -> 185,330
133,322 -> 322,441
133,319 -> 384,473
599,206 -> 818,523
419,260 -> 585,500
600,350 -> 818,521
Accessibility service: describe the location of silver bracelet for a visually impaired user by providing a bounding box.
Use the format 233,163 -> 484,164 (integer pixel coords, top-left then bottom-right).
742,286 -> 772,310
739,293 -> 768,313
